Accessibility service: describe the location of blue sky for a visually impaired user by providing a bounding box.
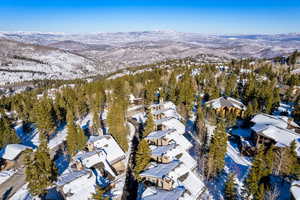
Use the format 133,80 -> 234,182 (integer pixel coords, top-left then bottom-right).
0,0 -> 299,34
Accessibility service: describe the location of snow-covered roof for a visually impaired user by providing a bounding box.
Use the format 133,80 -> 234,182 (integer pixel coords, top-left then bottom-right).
140,160 -> 180,179
155,117 -> 185,135
56,169 -> 91,187
57,169 -> 97,200
150,145 -> 197,170
149,101 -> 176,110
146,129 -> 192,151
75,149 -> 105,168
251,124 -> 300,148
146,129 -> 176,140
151,144 -> 177,157
168,162 -> 206,199
0,144 -> 31,160
142,186 -> 185,200
251,113 -> 300,129
152,108 -> 182,120
291,180 -> 300,200
205,96 -> 246,110
87,135 -> 125,164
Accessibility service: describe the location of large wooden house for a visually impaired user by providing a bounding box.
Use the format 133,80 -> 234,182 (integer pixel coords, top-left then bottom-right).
250,114 -> 300,155
205,96 -> 246,117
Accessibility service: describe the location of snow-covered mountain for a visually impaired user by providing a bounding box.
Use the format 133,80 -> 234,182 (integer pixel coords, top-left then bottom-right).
0,31 -> 300,85
0,39 -> 104,85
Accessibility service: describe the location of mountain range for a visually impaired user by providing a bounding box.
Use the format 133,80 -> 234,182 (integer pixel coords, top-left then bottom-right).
0,31 -> 300,85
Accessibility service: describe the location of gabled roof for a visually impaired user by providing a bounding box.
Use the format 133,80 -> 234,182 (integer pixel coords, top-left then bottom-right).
152,108 -> 181,120
0,144 -> 31,160
151,144 -> 177,157
140,160 -> 180,179
155,118 -> 185,135
206,96 -> 246,110
251,113 -> 300,129
56,169 -> 91,187
88,135 -> 126,164
142,186 -> 185,200
251,124 -> 300,148
149,101 -> 176,110
146,129 -> 176,140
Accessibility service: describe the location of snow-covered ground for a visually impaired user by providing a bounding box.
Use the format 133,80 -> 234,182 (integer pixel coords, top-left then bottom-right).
14,122 -> 40,148
0,169 -> 16,185
273,102 -> 294,116
10,184 -> 33,200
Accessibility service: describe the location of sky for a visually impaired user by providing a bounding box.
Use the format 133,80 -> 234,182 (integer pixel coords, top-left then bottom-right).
0,0 -> 300,34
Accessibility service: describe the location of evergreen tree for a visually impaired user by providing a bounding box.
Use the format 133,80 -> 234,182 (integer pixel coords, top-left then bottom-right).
25,135 -> 57,196
274,140 -> 300,178
66,111 -> 78,156
66,111 -> 87,156
77,126 -> 87,151
224,173 -> 237,200
206,122 -> 227,179
107,94 -> 128,151
142,112 -> 155,138
245,145 -> 272,199
195,105 -> 207,146
134,139 -> 151,180
92,186 -> 110,200
33,96 -> 56,135
256,184 -> 265,200
0,115 -> 20,148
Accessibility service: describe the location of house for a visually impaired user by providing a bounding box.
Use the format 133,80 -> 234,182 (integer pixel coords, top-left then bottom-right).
0,144 -> 31,170
140,160 -> 181,191
128,94 -> 143,105
251,113 -> 300,133
56,169 -> 97,200
149,101 -> 176,113
251,114 -> 300,156
141,186 -> 186,200
150,144 -> 197,170
291,180 -> 300,200
140,160 -> 206,199
151,108 -> 182,121
155,117 -> 185,135
145,129 -> 192,151
205,96 -> 246,117
75,149 -> 117,177
86,135 -> 126,174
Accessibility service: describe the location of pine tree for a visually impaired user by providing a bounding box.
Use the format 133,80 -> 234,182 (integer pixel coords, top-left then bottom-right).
256,184 -> 265,200
77,126 -> 87,151
25,134 -> 57,196
143,112 -> 155,138
66,111 -> 78,156
92,186 -> 110,200
274,140 -> 300,178
244,145 -> 271,199
107,94 -> 128,151
224,173 -> 237,200
134,139 -> 151,180
66,111 -> 87,156
195,105 -> 207,146
206,122 -> 227,179
0,115 -> 20,148
33,96 -> 55,135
